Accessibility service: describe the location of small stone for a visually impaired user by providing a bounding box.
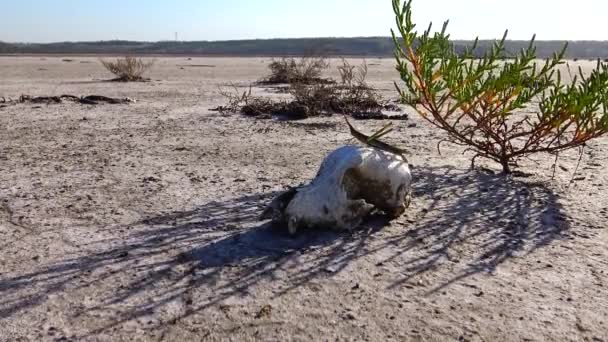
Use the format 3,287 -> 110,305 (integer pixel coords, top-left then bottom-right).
324,265 -> 339,273
255,305 -> 272,319
142,176 -> 160,183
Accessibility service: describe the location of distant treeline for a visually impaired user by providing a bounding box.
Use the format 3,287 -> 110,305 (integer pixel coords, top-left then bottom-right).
2,37 -> 608,58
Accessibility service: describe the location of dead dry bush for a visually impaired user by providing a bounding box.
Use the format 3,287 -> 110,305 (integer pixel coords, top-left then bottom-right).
100,56 -> 154,82
260,56 -> 333,85
217,60 -> 406,120
214,84 -> 310,120
333,59 -> 397,114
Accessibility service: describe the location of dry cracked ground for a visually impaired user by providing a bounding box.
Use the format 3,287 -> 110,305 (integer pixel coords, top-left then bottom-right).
0,57 -> 607,341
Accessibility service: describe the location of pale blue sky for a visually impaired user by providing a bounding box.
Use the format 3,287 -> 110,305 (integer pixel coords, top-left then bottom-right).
1,0 -> 606,43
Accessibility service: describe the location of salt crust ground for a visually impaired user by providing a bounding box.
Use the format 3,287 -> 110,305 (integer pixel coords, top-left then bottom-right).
0,57 -> 606,341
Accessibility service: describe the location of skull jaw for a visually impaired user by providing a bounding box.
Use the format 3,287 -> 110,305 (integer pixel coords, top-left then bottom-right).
287,200 -> 375,235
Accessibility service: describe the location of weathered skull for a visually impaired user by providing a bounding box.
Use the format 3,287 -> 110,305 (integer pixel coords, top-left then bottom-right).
261,145 -> 412,234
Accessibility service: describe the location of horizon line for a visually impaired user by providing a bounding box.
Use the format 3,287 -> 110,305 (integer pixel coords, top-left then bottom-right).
4,36 -> 608,45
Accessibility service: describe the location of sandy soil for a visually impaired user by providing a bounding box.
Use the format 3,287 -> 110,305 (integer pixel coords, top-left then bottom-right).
0,56 -> 607,342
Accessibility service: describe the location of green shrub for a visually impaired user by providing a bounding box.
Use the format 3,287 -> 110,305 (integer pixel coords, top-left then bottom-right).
392,0 -> 608,173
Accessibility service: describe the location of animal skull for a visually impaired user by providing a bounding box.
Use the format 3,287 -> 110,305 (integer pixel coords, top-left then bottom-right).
261,145 -> 412,234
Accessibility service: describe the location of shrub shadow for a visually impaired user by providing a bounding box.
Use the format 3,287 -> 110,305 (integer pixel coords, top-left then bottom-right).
0,166 -> 569,336
381,166 -> 569,292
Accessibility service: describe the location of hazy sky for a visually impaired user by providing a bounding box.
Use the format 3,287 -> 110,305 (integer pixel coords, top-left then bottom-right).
1,0 -> 606,43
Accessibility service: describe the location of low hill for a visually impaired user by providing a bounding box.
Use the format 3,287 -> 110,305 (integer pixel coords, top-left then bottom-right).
2,37 -> 608,59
